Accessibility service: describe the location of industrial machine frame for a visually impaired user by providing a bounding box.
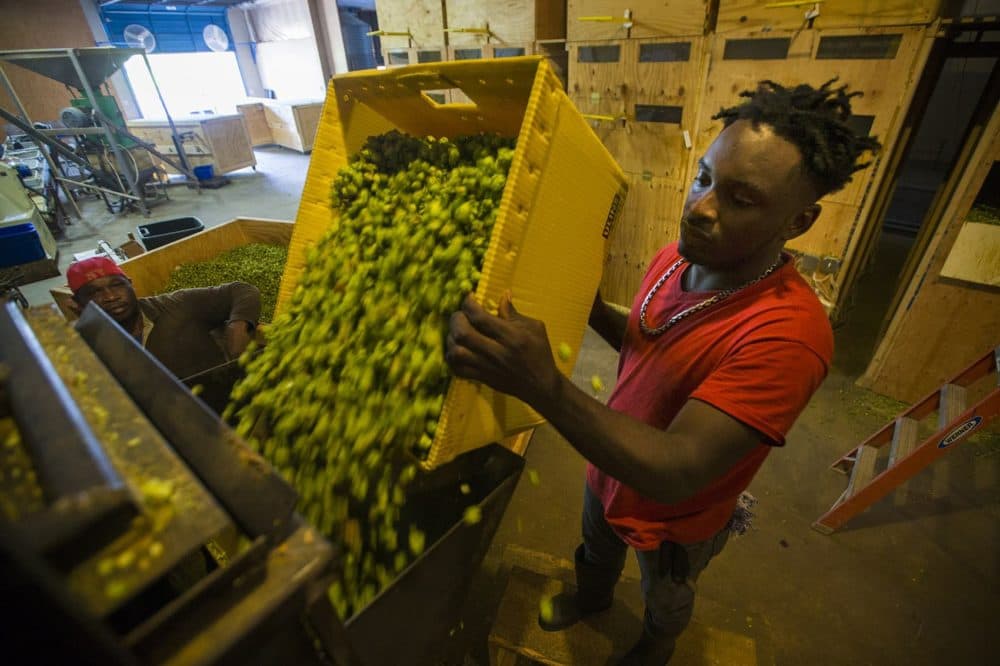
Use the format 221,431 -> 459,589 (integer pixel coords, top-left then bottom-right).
0,301 -> 525,665
0,47 -> 198,217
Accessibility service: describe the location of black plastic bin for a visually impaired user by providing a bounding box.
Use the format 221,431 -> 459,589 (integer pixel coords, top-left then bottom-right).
136,216 -> 204,251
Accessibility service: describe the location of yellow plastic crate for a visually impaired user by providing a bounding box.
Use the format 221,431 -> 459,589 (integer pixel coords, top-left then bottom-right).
278,57 -> 627,469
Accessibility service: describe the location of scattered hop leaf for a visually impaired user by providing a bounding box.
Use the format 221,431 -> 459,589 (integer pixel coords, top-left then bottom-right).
409,527 -> 426,556
539,596 -> 555,623
115,549 -> 135,570
97,558 -> 115,576
126,436 -> 141,448
463,505 -> 482,525
591,375 -> 605,393
527,469 -> 540,486
459,482 -> 471,495
105,580 -> 129,600
556,342 -> 572,362
148,541 -> 164,559
190,384 -> 204,396
140,478 -> 175,504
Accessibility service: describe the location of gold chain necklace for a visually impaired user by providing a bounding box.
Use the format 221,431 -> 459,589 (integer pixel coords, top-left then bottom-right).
638,256 -> 783,337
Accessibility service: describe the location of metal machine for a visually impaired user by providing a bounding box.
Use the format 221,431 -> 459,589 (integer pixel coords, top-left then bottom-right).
0,48 -> 200,217
0,301 -> 522,665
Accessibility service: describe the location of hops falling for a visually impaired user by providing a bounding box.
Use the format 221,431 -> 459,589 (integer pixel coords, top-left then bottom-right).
226,131 -> 516,620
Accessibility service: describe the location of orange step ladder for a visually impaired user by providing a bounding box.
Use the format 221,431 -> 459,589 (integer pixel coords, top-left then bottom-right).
814,346 -> 1000,534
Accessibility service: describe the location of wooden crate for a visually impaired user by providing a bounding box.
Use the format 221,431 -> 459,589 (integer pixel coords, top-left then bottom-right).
236,102 -> 273,146
686,26 -> 935,313
50,218 -> 294,319
239,98 -> 324,153
265,100 -> 323,153
716,0 -> 942,33
567,0 -> 708,41
127,115 -> 256,175
121,218 -> 293,297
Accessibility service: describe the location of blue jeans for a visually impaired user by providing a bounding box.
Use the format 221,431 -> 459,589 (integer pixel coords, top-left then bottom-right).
581,484 -> 730,639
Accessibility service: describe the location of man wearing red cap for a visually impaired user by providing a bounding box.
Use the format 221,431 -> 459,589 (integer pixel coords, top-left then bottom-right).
67,256 -> 260,380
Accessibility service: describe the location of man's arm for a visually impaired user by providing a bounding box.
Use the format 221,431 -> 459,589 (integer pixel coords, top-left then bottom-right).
588,291 -> 629,352
447,294 -> 760,504
219,282 -> 259,358
162,282 -> 261,358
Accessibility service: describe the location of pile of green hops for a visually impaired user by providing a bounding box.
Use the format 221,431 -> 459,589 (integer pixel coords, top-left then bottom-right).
161,243 -> 287,322
225,131 -> 516,619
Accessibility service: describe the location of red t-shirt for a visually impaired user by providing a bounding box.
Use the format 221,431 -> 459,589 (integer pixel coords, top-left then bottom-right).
586,243 -> 833,548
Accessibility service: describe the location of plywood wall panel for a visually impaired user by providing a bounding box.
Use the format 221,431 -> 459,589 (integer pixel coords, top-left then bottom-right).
446,0 -> 534,46
375,0 -> 445,49
717,0 -> 941,34
567,41 -> 630,118
568,0 -> 708,41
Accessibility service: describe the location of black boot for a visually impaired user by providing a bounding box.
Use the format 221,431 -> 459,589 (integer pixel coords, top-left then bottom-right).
538,544 -> 618,632
617,626 -> 676,665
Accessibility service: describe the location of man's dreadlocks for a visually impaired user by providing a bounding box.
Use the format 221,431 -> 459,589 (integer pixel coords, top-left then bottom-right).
713,79 -> 882,197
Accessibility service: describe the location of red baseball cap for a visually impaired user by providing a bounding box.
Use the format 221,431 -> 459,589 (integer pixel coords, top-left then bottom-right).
67,257 -> 129,294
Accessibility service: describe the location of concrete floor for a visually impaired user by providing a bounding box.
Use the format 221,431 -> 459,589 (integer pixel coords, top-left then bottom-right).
19,147 -> 998,665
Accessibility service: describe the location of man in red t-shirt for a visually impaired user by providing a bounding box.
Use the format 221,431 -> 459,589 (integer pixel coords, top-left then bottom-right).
447,80 -> 880,664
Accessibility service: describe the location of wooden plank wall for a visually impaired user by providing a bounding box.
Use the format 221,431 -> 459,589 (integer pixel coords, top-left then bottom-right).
0,0 -> 98,139
446,0 -> 538,46
567,0 -> 708,41
858,94 -> 1000,402
378,1 -> 565,69
375,0 -> 446,51
716,0 -> 942,33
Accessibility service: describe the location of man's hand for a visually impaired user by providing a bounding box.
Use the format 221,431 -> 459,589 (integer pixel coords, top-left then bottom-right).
446,292 -> 562,408
224,320 -> 254,359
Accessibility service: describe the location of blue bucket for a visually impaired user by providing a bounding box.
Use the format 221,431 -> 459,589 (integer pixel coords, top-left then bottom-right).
193,164 -> 215,181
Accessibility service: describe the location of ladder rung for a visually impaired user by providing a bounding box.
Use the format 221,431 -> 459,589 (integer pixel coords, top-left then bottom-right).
939,383 -> 968,429
888,416 -> 920,467
846,444 -> 879,497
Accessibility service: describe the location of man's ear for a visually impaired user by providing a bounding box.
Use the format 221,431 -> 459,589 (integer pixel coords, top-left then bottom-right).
785,203 -> 821,240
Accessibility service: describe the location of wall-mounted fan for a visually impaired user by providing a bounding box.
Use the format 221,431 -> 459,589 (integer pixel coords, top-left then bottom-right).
203,24 -> 230,52
123,24 -> 156,53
